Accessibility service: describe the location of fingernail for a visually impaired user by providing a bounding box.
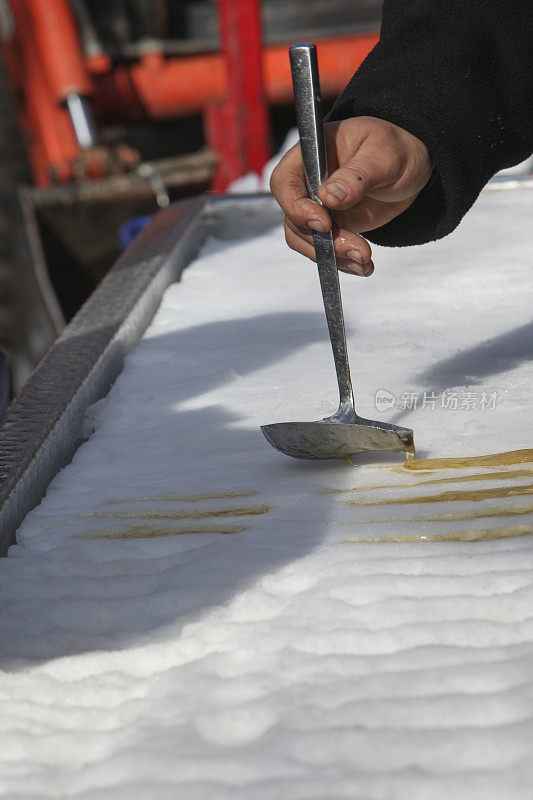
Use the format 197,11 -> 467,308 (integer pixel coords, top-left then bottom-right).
323,182 -> 347,201
340,255 -> 373,277
307,218 -> 326,232
347,249 -> 365,264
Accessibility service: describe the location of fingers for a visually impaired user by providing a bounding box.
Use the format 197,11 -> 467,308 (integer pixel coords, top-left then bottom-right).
284,220 -> 374,277
337,259 -> 374,278
270,144 -> 332,233
318,117 -> 433,210
334,195 -> 418,234
318,136 -> 404,212
271,142 -> 373,274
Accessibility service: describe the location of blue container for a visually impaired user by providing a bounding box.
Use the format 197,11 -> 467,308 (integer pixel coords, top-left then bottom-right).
119,214 -> 153,250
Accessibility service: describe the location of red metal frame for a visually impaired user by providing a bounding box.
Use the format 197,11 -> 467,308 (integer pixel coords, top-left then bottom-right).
0,0 -> 378,188
206,0 -> 270,191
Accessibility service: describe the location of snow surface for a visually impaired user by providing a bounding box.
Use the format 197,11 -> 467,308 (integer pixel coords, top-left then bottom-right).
1,186 -> 533,799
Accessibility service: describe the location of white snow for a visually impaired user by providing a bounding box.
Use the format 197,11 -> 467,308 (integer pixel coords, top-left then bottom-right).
0,186 -> 532,799
496,155 -> 533,178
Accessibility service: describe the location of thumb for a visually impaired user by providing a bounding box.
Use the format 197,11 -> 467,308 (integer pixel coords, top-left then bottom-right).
318,142 -> 401,211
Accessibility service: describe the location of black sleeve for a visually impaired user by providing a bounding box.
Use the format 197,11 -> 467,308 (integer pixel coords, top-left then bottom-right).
328,0 -> 533,247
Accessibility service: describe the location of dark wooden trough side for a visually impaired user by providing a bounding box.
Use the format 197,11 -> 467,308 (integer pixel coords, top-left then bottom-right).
0,193 -> 282,556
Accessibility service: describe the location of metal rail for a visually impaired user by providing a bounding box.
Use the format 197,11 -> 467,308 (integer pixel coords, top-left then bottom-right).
0,193 -> 282,556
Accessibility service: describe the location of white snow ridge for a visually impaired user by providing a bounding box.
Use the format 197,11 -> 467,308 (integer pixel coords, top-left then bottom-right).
1,185 -> 532,799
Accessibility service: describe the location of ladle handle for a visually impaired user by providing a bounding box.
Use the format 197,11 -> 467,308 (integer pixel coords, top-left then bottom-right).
289,42 -> 355,415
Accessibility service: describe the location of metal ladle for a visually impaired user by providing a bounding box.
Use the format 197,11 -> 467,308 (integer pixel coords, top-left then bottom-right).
261,42 -> 415,461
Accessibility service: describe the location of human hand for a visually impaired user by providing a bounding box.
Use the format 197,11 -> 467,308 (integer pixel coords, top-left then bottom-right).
270,116 -> 433,276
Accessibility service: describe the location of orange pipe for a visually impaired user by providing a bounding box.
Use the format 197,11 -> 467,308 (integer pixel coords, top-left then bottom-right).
7,0 -> 81,184
92,34 -> 378,121
26,0 -> 92,101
